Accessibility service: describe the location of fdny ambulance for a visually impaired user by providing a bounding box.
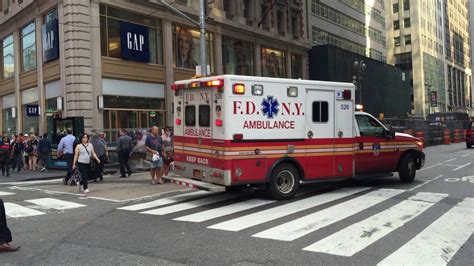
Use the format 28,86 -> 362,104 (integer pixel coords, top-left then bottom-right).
168,75 -> 425,200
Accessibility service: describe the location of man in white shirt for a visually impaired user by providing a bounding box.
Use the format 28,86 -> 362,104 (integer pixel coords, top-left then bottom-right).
57,129 -> 76,184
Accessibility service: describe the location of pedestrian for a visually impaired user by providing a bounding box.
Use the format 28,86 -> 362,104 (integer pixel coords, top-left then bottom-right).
72,133 -> 100,194
117,129 -> 133,178
0,137 -> 11,177
161,127 -> 174,178
22,134 -> 29,171
37,133 -> 51,172
57,129 -> 76,185
12,135 -> 25,174
26,135 -> 39,171
0,198 -> 20,252
145,126 -> 164,185
90,131 -> 108,182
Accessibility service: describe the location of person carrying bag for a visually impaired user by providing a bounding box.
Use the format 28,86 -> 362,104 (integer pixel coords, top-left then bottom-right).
72,133 -> 100,194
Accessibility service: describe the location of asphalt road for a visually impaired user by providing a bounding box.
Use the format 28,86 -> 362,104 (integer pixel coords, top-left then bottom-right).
1,143 -> 473,265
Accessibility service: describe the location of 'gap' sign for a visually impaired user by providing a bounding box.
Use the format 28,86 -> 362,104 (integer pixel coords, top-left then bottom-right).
120,21 -> 149,63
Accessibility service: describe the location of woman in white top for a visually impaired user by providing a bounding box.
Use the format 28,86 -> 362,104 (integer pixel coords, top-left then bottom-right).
73,133 -> 100,194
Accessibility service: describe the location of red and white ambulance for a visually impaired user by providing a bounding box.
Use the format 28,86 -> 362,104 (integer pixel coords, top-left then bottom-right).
168,75 -> 425,200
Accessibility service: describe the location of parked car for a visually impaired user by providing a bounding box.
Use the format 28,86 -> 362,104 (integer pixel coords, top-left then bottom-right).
467,121 -> 473,148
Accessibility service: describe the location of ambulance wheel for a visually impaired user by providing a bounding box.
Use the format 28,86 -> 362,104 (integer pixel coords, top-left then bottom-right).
398,153 -> 416,183
467,143 -> 472,149
266,163 -> 300,200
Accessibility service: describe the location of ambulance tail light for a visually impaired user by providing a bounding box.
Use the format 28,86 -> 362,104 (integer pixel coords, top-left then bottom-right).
175,118 -> 182,126
233,83 -> 245,94
343,90 -> 352,100
233,133 -> 243,141
174,163 -> 186,171
215,119 -> 223,127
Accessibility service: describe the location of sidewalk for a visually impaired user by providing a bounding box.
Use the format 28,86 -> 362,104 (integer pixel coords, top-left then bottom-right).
0,169 -> 66,183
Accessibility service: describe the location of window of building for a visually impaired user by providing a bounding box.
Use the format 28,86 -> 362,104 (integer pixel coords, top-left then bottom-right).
394,36 -> 401,46
312,27 -> 368,59
312,101 -> 329,123
403,0 -> 410,10
44,8 -> 58,23
277,9 -> 285,35
243,0 -> 251,19
394,20 -> 400,30
314,1 -> 365,36
3,35 -> 14,79
223,0 -> 231,13
405,34 -> 411,45
222,37 -> 254,75
393,3 -> 399,13
291,12 -> 299,39
291,54 -> 302,79
262,47 -> 285,78
21,22 -> 37,72
260,1 -> 270,29
404,18 -> 411,28
173,25 -> 214,71
99,5 -> 163,64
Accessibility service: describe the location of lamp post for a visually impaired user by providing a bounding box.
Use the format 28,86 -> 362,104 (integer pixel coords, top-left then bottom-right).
352,59 -> 366,105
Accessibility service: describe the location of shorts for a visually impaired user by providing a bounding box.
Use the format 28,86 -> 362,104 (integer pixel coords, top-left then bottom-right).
150,158 -> 163,169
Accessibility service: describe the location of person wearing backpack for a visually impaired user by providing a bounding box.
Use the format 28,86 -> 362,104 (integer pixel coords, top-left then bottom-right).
0,137 -> 11,177
72,133 -> 100,194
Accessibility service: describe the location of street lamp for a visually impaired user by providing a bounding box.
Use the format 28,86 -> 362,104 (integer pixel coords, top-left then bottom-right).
352,59 -> 366,104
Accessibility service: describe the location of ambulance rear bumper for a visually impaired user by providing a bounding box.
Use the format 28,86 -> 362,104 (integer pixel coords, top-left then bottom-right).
172,162 -> 231,186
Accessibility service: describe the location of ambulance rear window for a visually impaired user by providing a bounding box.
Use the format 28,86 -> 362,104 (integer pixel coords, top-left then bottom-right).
312,101 -> 329,123
185,106 -> 196,126
199,105 -> 211,127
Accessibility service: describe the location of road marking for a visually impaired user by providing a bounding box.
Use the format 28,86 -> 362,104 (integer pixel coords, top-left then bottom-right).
303,192 -> 447,256
4,203 -> 46,218
0,179 -> 63,186
452,163 -> 470,171
119,191 -> 211,211
418,163 -> 441,171
408,175 -> 443,191
25,198 -> 86,210
0,191 -> 15,196
174,199 -> 275,222
443,158 -> 458,163
252,189 -> 405,241
461,154 -> 470,158
208,187 -> 370,232
378,198 -> 474,266
140,193 -> 241,215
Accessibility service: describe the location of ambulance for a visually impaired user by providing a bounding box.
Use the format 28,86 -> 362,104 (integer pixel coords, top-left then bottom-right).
168,75 -> 425,200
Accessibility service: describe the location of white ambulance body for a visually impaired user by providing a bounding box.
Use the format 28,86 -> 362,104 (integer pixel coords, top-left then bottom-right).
169,75 -> 425,199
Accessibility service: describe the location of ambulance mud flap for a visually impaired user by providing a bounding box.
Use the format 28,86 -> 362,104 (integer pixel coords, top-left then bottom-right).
162,176 -> 225,192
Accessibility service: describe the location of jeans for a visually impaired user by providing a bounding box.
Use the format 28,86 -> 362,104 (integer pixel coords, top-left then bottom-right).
0,160 -> 9,176
15,155 -> 24,173
118,149 -> 131,177
78,163 -> 90,190
39,152 -> 49,168
64,153 -> 74,181
0,199 -> 12,244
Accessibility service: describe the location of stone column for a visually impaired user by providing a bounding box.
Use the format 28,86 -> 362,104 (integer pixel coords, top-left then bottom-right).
13,30 -> 22,132
255,43 -> 261,76
214,29 -> 223,75
163,20 -> 174,127
36,16 -> 46,134
90,1 -> 103,130
62,0 -> 94,131
302,55 -> 308,79
286,52 -> 292,78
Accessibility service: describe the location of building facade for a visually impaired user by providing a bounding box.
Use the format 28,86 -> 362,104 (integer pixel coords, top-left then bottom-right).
0,0 -> 309,136
308,0 -> 388,63
386,0 -> 471,118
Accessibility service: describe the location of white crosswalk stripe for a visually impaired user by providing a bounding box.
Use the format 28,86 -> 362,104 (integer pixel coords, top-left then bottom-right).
252,189 -> 405,241
303,192 -> 448,256
208,187 -> 370,232
141,193 -> 240,215
0,191 -> 15,196
119,191 -> 212,211
5,203 -> 46,218
378,197 -> 474,266
25,198 -> 86,210
174,199 -> 275,222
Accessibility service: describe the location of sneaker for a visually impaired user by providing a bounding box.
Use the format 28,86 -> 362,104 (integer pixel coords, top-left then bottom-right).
63,177 -> 68,185
40,167 -> 46,172
84,189 -> 89,194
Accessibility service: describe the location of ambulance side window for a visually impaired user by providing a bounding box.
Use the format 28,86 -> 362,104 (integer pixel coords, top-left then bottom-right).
185,106 -> 196,126
199,105 -> 210,127
356,115 -> 385,137
312,101 -> 329,123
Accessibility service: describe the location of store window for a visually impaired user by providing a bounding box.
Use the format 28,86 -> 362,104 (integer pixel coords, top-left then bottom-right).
3,35 -> 14,79
22,87 -> 39,134
173,25 -> 214,71
222,37 -> 254,75
99,5 -> 163,64
262,47 -> 285,78
2,94 -> 17,135
22,22 -> 37,72
291,54 -> 302,79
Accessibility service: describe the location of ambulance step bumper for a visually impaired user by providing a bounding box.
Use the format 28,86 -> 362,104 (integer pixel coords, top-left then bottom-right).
162,176 -> 226,192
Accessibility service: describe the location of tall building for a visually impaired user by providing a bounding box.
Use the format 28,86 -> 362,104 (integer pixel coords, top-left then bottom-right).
386,0 -> 471,118
0,0 -> 310,135
470,0 -> 474,117
308,0 -> 388,63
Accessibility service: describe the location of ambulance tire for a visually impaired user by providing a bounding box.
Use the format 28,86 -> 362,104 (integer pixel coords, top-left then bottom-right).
266,163 -> 300,200
398,153 -> 416,183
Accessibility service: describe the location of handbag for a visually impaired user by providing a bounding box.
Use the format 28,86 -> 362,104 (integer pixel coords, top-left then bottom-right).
71,167 -> 82,184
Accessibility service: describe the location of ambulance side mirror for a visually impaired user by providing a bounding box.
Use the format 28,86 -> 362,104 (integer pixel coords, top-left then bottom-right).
384,126 -> 396,139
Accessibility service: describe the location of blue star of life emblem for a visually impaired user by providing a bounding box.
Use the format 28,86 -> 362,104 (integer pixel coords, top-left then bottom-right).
261,96 -> 279,119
